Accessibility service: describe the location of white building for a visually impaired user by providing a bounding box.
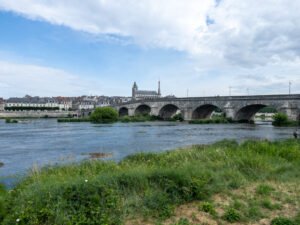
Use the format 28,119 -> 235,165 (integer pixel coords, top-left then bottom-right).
0,98 -> 4,111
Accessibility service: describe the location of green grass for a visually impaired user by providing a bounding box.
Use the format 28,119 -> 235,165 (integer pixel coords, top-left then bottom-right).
57,118 -> 90,122
189,118 -> 229,124
1,139 -> 300,224
119,115 -> 161,123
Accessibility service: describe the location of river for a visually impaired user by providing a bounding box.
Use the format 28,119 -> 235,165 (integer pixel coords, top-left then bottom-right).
0,119 -> 296,185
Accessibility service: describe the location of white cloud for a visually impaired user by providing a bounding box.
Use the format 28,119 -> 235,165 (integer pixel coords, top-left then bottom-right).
1,0 -> 300,67
0,0 -> 300,96
0,60 -> 110,98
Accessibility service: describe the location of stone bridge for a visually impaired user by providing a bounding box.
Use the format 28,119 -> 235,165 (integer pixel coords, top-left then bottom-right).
114,94 -> 300,121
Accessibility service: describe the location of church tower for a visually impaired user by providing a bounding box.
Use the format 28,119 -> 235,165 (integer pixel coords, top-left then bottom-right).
132,82 -> 138,99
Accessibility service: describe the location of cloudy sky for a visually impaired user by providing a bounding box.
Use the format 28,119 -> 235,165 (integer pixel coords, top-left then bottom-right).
0,0 -> 299,98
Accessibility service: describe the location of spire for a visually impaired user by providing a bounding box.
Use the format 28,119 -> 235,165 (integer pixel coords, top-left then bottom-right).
133,82 -> 138,89
132,82 -> 138,99
158,80 -> 161,96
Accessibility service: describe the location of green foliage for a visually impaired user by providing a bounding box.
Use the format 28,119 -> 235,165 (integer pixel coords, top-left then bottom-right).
189,117 -> 229,124
271,217 -> 295,225
171,218 -> 190,225
5,118 -> 18,123
256,184 -> 274,196
198,201 -> 216,216
119,115 -> 161,123
171,113 -> 184,122
272,113 -> 289,126
57,118 -> 90,122
223,208 -> 241,223
89,107 -> 118,123
143,191 -> 174,219
3,182 -> 123,225
259,106 -> 277,113
0,184 -> 7,223
1,139 -> 300,224
272,113 -> 299,127
260,199 -> 281,210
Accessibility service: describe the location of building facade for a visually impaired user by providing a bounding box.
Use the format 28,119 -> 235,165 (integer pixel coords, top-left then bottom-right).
132,81 -> 161,100
0,98 -> 4,111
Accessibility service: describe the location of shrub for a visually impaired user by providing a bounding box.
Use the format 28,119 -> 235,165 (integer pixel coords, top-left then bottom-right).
272,113 -> 288,126
172,113 -> 184,122
90,107 -> 118,123
143,191 -> 174,219
271,217 -> 295,225
199,202 -> 216,216
260,199 -> 281,210
172,218 -> 190,225
5,118 -> 18,123
256,184 -> 274,196
223,208 -> 241,223
57,118 -> 90,122
0,184 -> 7,223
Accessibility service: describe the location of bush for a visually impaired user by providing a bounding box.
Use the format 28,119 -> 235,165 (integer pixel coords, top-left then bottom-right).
271,217 -> 295,225
89,107 -> 118,123
223,208 -> 241,223
199,202 -> 216,216
0,184 -> 7,223
272,113 -> 288,126
256,184 -> 274,196
172,113 -> 184,122
5,118 -> 18,123
57,118 -> 90,122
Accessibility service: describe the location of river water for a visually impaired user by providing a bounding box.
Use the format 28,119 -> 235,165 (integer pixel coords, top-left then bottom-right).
0,119 -> 296,185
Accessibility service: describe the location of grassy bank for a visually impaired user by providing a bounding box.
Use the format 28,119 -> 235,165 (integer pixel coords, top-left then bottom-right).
1,139 -> 300,224
57,118 -> 91,122
189,118 -> 230,124
119,115 -> 161,122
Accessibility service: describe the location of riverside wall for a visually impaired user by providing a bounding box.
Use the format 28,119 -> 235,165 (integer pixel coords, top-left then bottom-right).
0,111 -> 75,118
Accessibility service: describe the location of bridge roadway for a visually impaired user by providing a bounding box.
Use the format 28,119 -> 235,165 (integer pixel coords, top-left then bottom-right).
114,94 -> 300,121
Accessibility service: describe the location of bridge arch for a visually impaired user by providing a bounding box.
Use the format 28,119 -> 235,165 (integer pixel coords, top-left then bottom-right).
134,104 -> 151,116
192,104 -> 223,120
119,107 -> 129,117
235,104 -> 279,122
159,104 -> 181,120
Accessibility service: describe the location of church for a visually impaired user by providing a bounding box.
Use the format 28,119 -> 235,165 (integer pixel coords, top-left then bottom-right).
132,81 -> 161,100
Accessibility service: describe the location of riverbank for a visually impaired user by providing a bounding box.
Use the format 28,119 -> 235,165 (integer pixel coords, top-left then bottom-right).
0,111 -> 73,118
1,139 -> 299,224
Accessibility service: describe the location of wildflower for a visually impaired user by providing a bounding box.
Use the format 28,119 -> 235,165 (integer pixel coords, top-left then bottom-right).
85,179 -> 88,183
16,218 -> 20,223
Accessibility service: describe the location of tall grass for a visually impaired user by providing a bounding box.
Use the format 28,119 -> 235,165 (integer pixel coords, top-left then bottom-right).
1,139 -> 300,224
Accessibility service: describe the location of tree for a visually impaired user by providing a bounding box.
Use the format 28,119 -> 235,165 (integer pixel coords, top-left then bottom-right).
272,113 -> 288,126
89,107 -> 118,123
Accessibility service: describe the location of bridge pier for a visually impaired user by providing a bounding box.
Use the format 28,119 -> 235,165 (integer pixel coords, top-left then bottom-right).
182,108 -> 193,121
223,103 -> 236,120
279,104 -> 299,121
128,108 -> 135,117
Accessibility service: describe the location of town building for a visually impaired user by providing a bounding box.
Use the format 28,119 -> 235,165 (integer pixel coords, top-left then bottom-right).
132,81 -> 161,100
0,98 -> 4,111
5,96 -> 60,110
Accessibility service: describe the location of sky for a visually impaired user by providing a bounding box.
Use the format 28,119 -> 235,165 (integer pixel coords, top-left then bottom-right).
0,0 -> 300,98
